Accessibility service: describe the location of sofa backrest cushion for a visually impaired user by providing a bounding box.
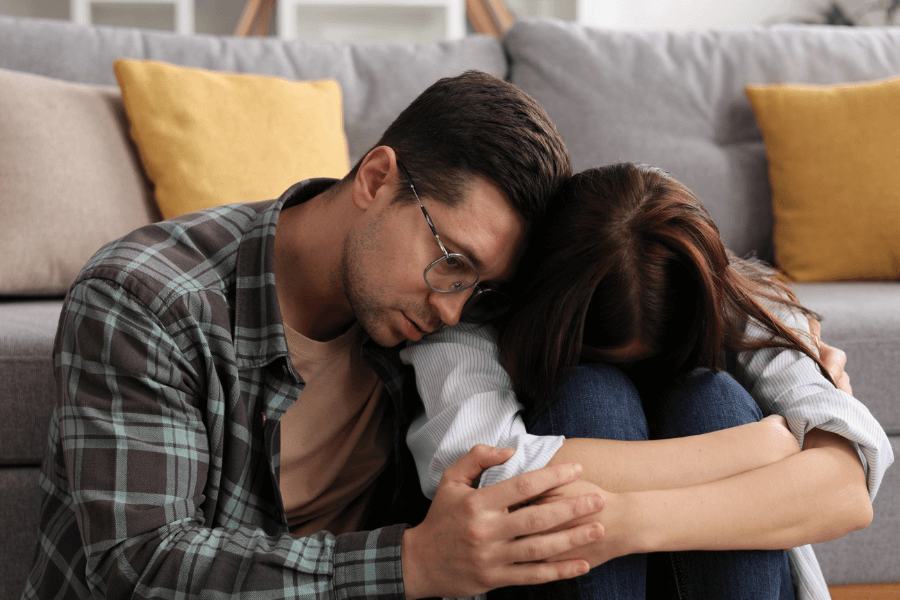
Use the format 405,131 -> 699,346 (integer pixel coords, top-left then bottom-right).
505,19 -> 900,261
114,59 -> 350,219
0,67 -> 159,296
0,16 -> 507,165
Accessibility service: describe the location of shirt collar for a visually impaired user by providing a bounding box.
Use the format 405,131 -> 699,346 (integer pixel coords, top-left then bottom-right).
232,178 -> 339,371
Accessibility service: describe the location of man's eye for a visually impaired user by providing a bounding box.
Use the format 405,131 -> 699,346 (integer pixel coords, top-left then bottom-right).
445,256 -> 463,269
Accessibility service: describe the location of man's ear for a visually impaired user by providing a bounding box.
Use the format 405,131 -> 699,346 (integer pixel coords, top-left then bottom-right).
352,146 -> 398,211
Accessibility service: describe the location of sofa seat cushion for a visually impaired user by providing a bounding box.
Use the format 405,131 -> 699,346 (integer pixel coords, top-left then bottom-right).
0,300 -> 63,465
505,19 -> 900,263
790,282 -> 900,435
0,468 -> 41,598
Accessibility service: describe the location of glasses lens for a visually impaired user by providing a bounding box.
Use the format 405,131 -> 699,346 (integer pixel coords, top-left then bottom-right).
425,254 -> 478,293
462,288 -> 512,323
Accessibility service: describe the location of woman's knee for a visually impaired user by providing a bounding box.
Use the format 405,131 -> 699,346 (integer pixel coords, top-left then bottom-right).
646,369 -> 763,439
528,363 -> 649,441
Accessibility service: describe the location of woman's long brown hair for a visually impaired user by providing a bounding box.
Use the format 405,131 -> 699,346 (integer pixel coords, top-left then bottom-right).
499,162 -> 834,413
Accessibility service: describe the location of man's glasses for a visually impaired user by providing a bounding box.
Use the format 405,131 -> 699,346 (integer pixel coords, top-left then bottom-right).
397,161 -> 512,323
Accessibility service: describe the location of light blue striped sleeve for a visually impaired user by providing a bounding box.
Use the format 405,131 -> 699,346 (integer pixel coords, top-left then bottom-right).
400,322 -> 565,499
732,305 -> 894,501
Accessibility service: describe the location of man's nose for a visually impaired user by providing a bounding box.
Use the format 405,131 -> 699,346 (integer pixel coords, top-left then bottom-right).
429,290 -> 469,328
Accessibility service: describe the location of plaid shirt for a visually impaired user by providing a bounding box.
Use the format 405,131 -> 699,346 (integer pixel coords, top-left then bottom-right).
23,179 -> 422,599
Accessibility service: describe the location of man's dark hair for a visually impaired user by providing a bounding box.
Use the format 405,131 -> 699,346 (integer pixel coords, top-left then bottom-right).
346,70 -> 572,225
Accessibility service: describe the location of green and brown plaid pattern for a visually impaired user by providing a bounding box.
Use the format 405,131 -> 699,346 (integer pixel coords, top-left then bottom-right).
22,180 -> 409,599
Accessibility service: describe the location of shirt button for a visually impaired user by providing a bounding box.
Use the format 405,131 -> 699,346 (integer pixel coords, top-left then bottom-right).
282,364 -> 289,376
260,411 -> 267,428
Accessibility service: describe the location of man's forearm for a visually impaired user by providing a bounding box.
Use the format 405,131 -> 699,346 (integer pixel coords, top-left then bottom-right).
548,415 -> 799,493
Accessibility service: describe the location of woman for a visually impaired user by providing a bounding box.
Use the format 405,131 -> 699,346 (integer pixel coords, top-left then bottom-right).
401,163 -> 891,600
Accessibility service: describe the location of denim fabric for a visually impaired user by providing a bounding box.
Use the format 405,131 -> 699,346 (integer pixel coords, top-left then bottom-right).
490,365 -> 796,600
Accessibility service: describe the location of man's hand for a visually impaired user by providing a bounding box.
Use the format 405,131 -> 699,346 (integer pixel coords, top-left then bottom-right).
401,445 -> 605,600
527,478 -> 636,569
808,318 -> 852,394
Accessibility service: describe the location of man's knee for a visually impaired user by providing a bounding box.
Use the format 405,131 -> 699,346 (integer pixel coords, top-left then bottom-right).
646,369 -> 763,439
528,363 -> 648,441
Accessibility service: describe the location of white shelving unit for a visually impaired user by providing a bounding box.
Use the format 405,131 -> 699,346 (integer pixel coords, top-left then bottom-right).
70,0 -> 195,34
276,0 -> 466,40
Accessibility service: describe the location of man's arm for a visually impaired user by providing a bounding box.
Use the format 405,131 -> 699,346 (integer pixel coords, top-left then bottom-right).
57,279 -> 412,597
58,280 -> 604,599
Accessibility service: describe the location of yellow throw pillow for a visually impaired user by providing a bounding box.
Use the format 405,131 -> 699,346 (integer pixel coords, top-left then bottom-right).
114,59 -> 350,219
746,76 -> 900,282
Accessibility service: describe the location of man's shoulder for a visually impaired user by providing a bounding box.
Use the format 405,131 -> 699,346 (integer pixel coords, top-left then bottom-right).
73,200 -> 277,311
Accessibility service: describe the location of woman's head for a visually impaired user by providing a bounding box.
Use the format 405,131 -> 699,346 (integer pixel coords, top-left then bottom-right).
500,162 -> 824,411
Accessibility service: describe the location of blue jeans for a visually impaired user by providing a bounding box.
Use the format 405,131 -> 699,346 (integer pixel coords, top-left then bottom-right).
488,365 -> 796,600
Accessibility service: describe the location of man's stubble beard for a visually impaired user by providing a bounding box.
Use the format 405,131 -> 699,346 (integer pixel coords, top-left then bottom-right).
340,210 -> 435,347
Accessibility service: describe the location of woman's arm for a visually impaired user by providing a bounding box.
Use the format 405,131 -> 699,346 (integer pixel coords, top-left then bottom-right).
549,415 -> 798,493
403,319 -> 882,556
401,323 -> 797,498
401,322 -> 566,498
545,427 -> 873,567
733,305 -> 894,501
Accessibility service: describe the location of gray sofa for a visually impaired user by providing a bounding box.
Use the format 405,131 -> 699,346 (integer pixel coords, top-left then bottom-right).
1,14 -> 898,598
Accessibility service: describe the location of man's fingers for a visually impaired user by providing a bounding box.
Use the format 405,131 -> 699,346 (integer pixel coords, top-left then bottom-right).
506,494 -> 603,537
821,343 -> 848,373
819,341 -> 851,393
808,317 -> 822,344
441,444 -> 515,487
483,461 -> 584,510
507,520 -> 604,564
837,371 -> 853,395
809,319 -> 853,394
499,558 -> 591,588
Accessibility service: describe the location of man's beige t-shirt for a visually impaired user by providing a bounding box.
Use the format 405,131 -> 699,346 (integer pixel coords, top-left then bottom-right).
280,321 -> 392,537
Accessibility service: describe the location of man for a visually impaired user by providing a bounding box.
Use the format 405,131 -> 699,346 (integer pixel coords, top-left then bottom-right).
22,71 -> 603,599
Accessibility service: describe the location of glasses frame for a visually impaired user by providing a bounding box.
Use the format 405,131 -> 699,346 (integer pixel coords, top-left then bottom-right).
396,160 -> 513,323
397,161 -> 480,295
